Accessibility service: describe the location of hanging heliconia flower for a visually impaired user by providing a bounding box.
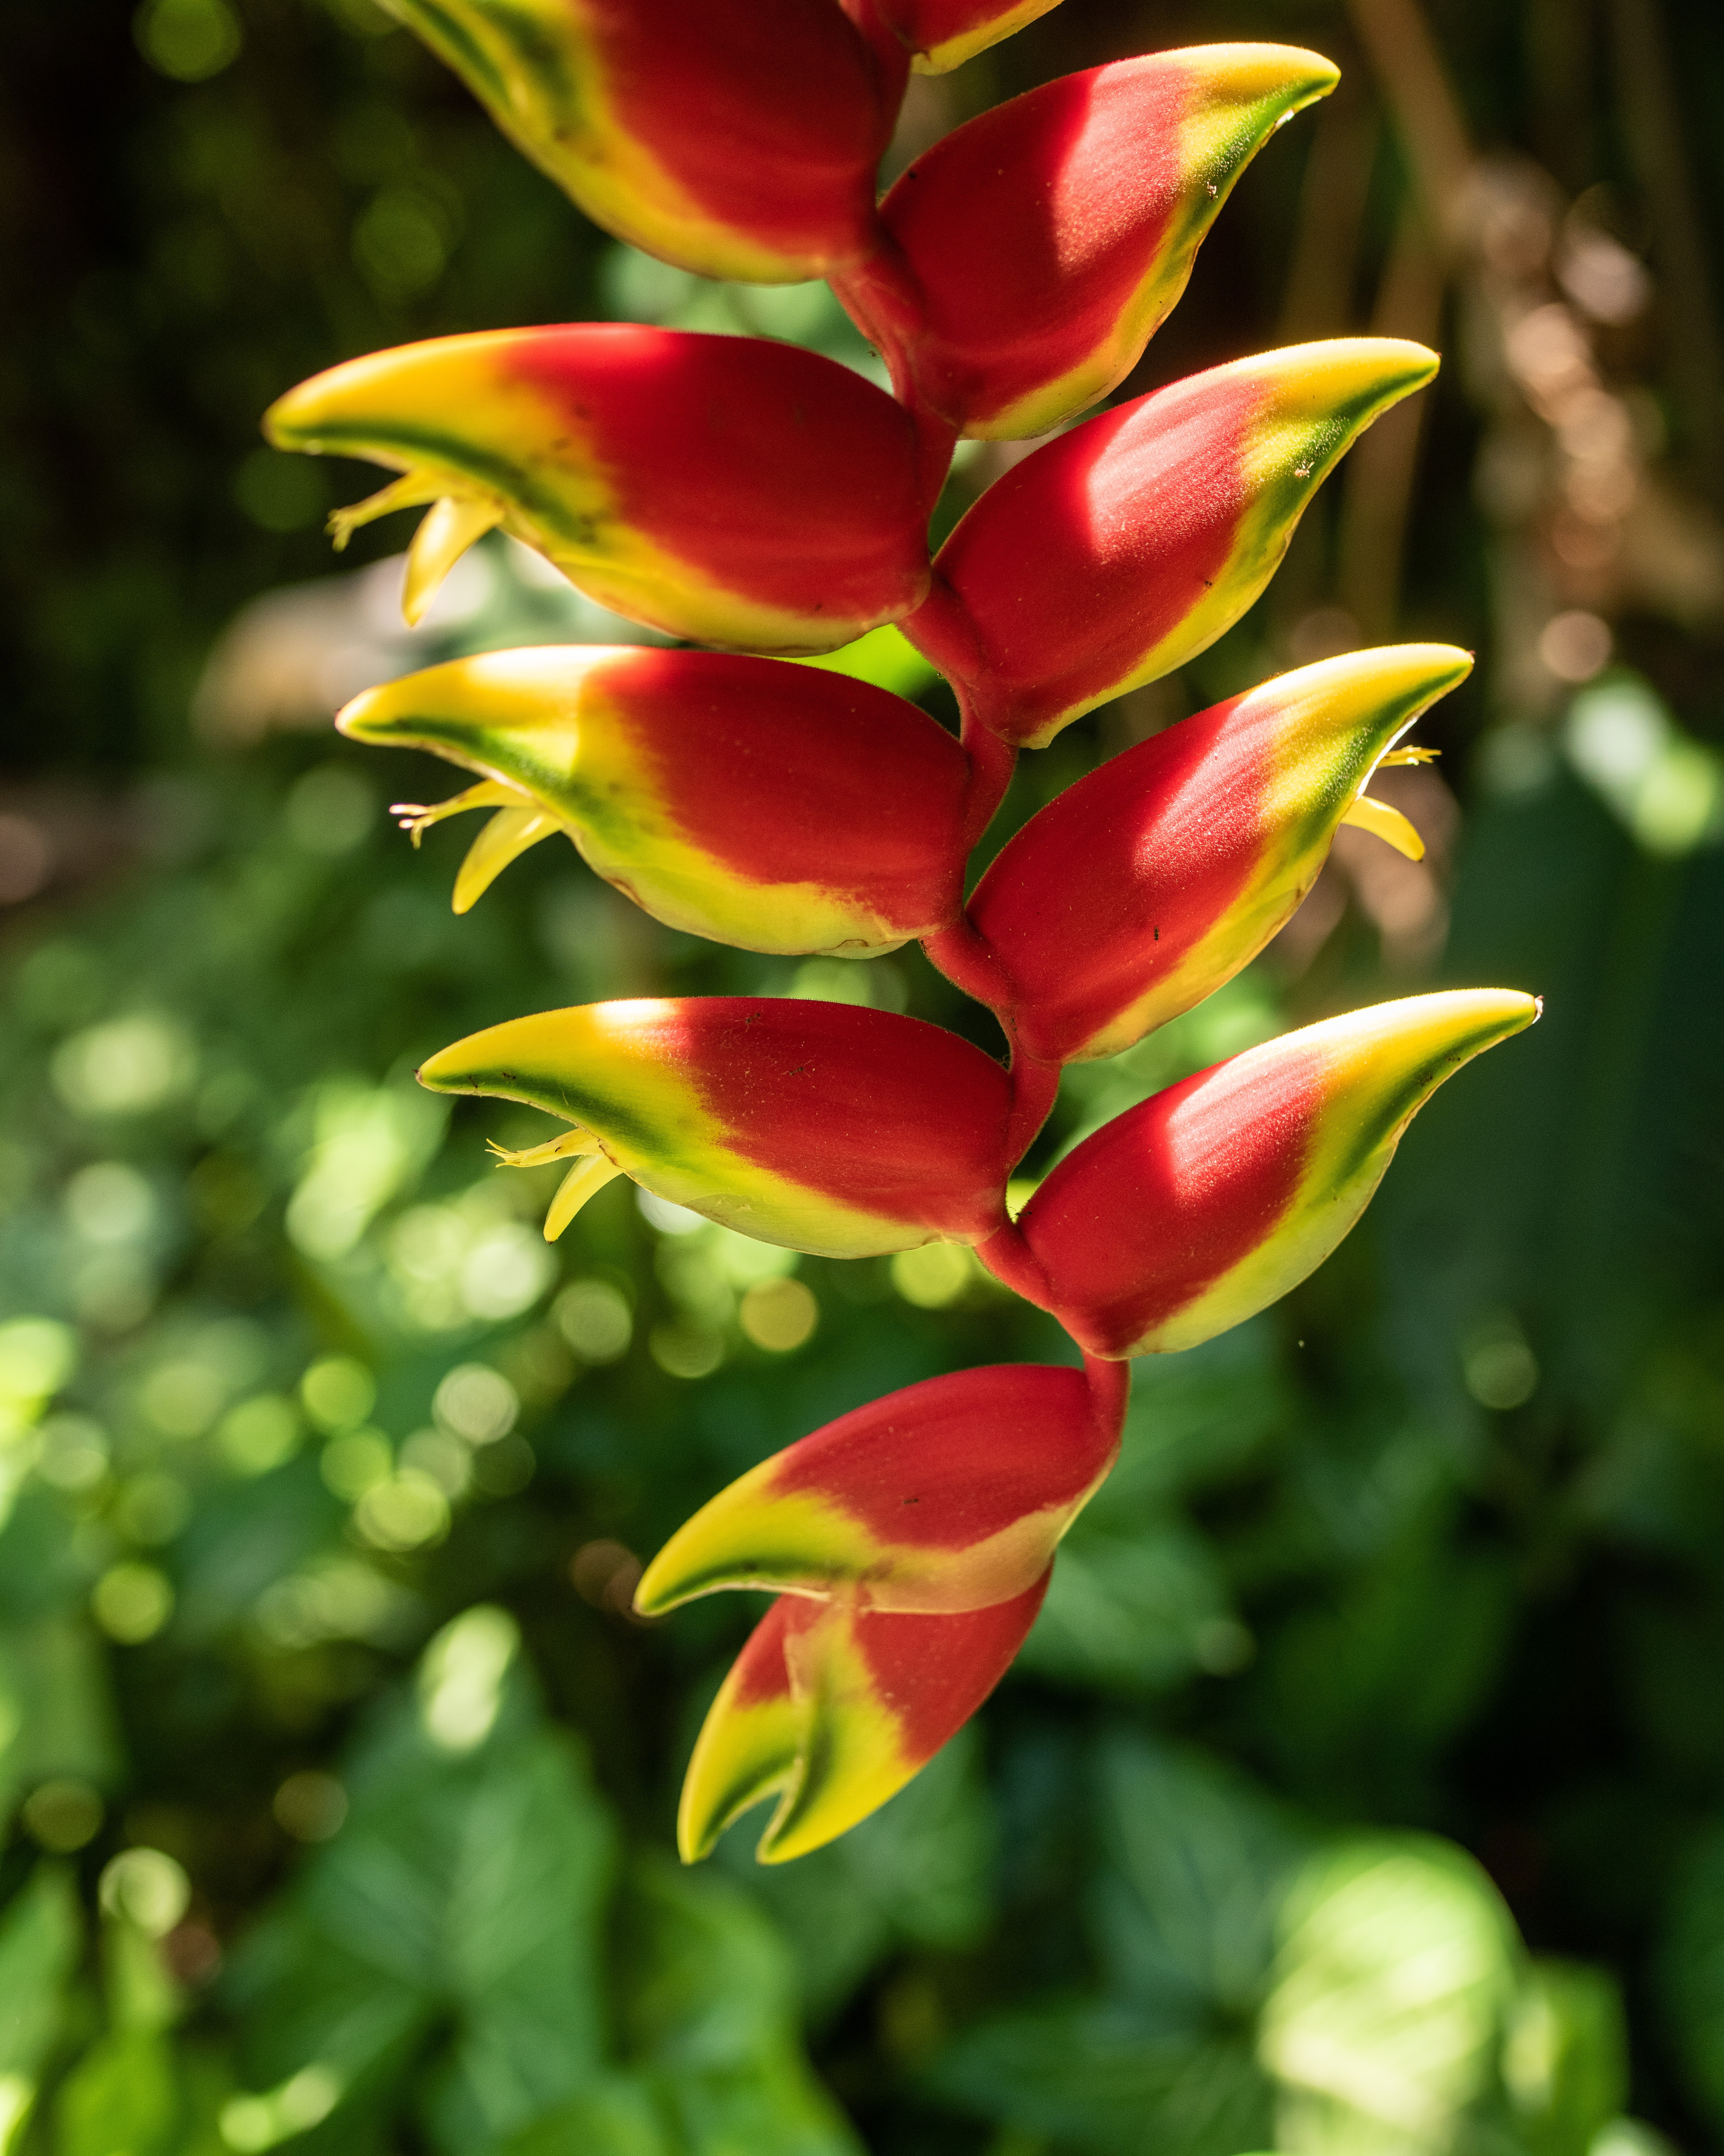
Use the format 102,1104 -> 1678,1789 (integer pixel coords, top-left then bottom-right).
277,0 -> 1539,1865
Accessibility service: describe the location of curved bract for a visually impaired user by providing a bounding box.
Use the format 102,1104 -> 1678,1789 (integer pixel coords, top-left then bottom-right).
677,1577 -> 1050,1863
265,327 -> 928,651
636,1362 -> 1127,1617
958,646 -> 1474,1063
417,998 -> 1015,1258
378,0 -> 900,282
905,339 -> 1439,747
854,47 -> 1339,438
985,992 -> 1540,1356
338,646 -> 971,953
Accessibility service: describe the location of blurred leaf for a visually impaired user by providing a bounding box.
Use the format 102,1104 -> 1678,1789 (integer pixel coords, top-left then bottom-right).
1258,1835 -> 1520,2156
228,1608 -> 617,2149
54,2028 -> 181,2156
1020,1516 -> 1231,1695
1091,1738 -> 1311,2021
1503,1959 -> 1628,2156
1657,1818 -> 1724,2132
929,1996 -> 1272,2155
0,1866 -> 81,2152
619,1857 -> 861,2156
930,1741 -> 1302,2152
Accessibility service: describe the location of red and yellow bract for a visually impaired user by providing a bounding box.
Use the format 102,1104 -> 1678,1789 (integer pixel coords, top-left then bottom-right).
637,1360 -> 1128,1617
942,645 -> 1472,1063
377,0 -> 901,282
417,998 -> 1016,1258
266,327 -> 929,651
338,646 -> 972,953
981,992 -> 1539,1357
678,1575 -> 1052,1862
842,47 -> 1340,438
904,339 -> 1439,746
859,0 -> 1065,75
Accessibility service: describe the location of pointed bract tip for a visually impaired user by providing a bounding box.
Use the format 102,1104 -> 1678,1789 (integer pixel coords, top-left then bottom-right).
1284,335 -> 1440,403
1196,40 -> 1340,106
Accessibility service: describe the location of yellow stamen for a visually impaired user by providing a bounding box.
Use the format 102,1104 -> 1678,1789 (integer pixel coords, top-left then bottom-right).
1380,745 -> 1440,766
392,780 -> 525,846
545,1154 -> 624,1241
326,472 -> 443,551
403,495 -> 505,626
487,1127 -> 601,1170
1341,794 -> 1426,860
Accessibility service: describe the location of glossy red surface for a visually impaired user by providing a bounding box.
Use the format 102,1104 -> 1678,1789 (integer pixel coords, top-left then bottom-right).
851,1572 -> 1052,1761
910,366 -> 1256,738
727,1596 -> 799,1709
880,59 -> 1186,424
585,0 -> 896,260
769,1363 -> 1118,1547
504,328 -> 929,624
602,650 -> 968,921
1016,1041 -> 1319,1351
966,684 -> 1275,1059
639,999 -> 1014,1239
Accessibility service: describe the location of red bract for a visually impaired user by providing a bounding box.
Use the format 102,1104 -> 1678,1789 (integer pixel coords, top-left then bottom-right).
266,327 -> 929,650
981,992 -> 1539,1356
378,0 -> 901,283
338,646 -> 972,953
937,646 -> 1473,1063
904,339 -> 1438,746
842,47 -> 1338,439
677,1575 -> 1051,1863
417,998 -> 1016,1258
636,1361 -> 1127,1617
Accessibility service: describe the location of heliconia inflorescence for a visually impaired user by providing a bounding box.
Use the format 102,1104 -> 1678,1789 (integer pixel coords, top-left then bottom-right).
276,1 -> 1539,1864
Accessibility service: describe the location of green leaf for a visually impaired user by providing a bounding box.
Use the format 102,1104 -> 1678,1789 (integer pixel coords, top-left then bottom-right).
1258,1835 -> 1520,2156
54,2028 -> 181,2156
620,1856 -> 861,2156
1503,1959 -> 1628,2156
784,624 -> 937,700
1092,1737 -> 1311,2021
504,2076 -> 669,2156
228,1607 -> 617,2151
929,1998 -> 1271,2155
0,1866 -> 81,2154
1017,1517 -> 1232,1695
1657,1818 -> 1724,2131
930,1742 -> 1301,2153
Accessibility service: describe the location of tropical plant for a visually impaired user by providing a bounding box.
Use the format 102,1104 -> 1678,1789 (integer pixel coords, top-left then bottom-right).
263,0 -> 1537,1868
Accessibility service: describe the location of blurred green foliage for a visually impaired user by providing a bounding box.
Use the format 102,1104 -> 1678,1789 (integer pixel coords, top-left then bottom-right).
3,0 -> 1724,2151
